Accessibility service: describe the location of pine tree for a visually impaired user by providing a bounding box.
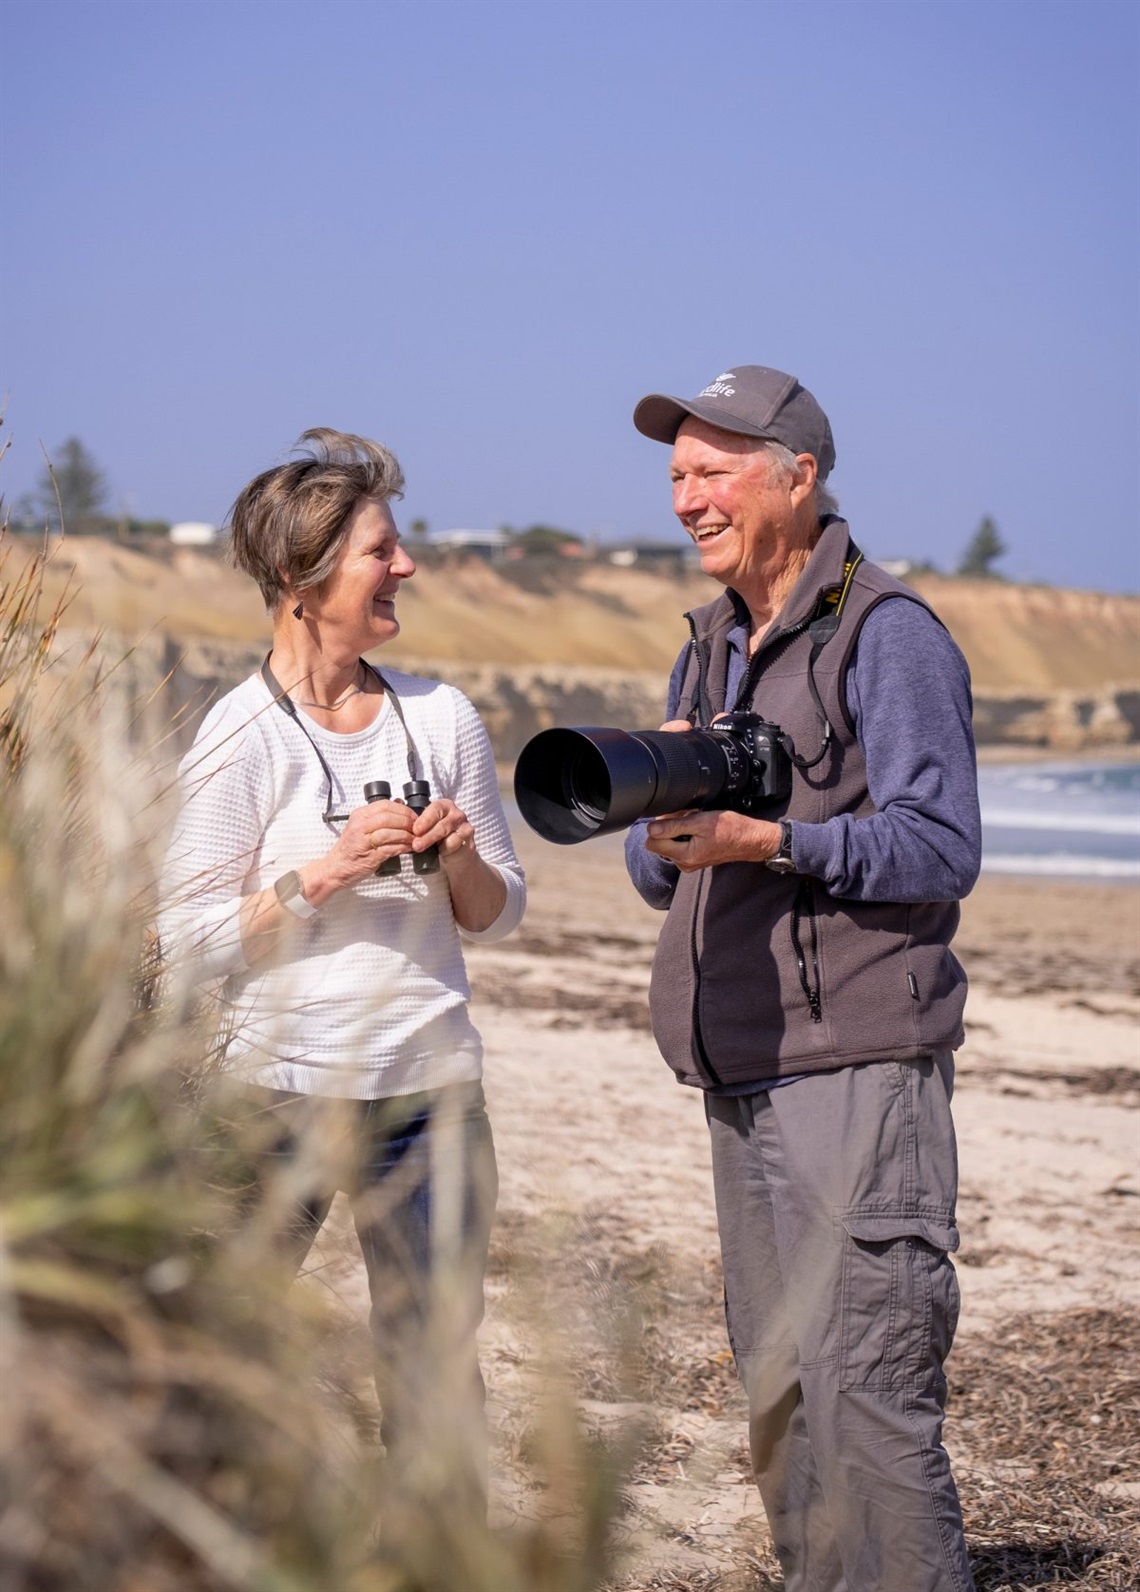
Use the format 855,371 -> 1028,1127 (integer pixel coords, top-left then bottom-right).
37,437 -> 108,534
957,515 -> 1007,578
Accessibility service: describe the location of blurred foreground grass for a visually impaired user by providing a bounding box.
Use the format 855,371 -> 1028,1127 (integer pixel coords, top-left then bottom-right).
0,529 -> 626,1591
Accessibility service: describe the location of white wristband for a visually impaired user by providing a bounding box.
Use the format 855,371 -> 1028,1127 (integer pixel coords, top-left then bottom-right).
273,871 -> 318,919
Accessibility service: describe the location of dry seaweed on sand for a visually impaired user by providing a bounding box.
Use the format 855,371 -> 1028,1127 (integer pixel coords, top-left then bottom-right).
950,1307 -> 1140,1591
497,1203 -> 1140,1591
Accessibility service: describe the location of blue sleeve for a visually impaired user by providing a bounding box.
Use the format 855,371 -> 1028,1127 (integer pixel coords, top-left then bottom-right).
791,599 -> 982,902
623,643 -> 688,910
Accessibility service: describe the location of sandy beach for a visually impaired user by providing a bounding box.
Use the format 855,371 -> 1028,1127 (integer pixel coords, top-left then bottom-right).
311,824 -> 1139,1587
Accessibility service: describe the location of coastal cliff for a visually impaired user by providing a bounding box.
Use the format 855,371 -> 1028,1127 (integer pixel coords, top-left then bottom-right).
14,532 -> 1140,754
71,632 -> 1140,761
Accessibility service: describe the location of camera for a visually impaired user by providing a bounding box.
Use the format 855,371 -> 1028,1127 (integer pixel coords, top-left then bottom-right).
513,713 -> 792,845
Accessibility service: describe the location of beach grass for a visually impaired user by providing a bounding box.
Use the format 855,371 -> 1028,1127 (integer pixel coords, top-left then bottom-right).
0,531 -> 632,1591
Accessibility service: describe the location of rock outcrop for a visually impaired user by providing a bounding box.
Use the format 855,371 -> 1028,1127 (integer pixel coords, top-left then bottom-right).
69,632 -> 1140,761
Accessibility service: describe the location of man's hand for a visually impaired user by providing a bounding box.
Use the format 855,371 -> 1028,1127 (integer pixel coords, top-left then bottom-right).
644,808 -> 783,871
645,718 -> 782,871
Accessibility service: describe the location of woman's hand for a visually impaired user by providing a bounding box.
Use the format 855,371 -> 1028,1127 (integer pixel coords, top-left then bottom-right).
408,796 -> 476,861
316,799 -> 417,893
412,796 -> 507,932
240,799 -> 418,962
240,793 -> 506,963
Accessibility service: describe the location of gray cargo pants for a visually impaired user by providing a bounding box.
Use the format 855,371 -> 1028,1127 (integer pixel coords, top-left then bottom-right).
706,1056 -> 975,1592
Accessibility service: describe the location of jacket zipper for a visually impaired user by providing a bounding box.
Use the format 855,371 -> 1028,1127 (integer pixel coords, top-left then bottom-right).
791,878 -> 823,1023
679,561 -> 857,1057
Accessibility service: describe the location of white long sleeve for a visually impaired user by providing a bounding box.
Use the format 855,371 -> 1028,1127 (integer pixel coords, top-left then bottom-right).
160,668 -> 525,1099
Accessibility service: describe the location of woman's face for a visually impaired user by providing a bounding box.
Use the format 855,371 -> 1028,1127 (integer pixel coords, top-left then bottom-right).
308,498 -> 416,651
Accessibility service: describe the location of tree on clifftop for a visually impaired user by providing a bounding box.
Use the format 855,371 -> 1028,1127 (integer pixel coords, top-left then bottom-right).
37,437 -> 108,534
510,523 -> 583,554
957,515 -> 1008,578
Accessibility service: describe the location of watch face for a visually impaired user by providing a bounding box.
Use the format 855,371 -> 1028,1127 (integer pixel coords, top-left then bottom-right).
274,871 -> 317,916
275,871 -> 302,903
767,822 -> 795,872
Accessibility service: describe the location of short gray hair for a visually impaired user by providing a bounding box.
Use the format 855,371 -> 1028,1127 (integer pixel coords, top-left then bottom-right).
227,428 -> 405,612
758,439 -> 840,520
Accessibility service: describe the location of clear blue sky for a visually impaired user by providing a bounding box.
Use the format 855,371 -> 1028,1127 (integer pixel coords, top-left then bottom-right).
2,0 -> 1137,591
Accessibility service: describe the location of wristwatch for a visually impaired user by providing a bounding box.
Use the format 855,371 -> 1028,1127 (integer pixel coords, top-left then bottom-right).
766,820 -> 796,874
273,870 -> 318,919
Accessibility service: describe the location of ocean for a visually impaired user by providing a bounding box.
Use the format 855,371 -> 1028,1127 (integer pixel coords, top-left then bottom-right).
506,755 -> 1140,884
978,759 -> 1140,883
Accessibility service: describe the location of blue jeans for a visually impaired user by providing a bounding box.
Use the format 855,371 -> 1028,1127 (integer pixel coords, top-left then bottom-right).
247,1080 -> 497,1501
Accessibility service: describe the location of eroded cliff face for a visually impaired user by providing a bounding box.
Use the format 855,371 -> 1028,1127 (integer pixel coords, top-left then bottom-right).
907,576 -> 1140,694
69,632 -> 1140,762
969,684 -> 1140,750
27,535 -> 1140,691
15,532 -> 1139,755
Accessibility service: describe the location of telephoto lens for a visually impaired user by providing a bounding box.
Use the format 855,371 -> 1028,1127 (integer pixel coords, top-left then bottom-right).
513,717 -> 790,844
363,781 -> 402,876
402,780 -> 441,874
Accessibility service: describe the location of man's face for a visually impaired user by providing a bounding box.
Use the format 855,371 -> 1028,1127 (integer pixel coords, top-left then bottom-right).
669,417 -> 800,593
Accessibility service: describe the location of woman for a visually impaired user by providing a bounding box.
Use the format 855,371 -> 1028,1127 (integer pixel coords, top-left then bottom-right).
160,428 -> 524,1502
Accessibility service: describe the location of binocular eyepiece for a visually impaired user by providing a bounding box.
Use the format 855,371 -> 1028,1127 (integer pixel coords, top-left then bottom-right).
363,779 -> 440,874
512,715 -> 792,845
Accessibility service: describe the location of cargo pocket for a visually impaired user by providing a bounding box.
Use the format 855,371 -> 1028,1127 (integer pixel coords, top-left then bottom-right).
838,1210 -> 961,1394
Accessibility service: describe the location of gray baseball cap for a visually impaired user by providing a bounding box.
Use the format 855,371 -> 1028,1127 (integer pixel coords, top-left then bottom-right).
633,364 -> 836,480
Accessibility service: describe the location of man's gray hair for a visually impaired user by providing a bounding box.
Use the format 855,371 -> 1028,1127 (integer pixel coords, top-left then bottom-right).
759,439 -> 840,520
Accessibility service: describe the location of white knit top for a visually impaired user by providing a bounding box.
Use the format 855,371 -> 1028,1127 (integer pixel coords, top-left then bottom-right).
160,667 -> 525,1099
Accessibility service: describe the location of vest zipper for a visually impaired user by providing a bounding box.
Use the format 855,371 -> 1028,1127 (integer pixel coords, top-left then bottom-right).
683,614 -> 708,724
790,879 -> 823,1023
732,611 -> 815,713
683,586 -> 836,1064
689,869 -> 723,1086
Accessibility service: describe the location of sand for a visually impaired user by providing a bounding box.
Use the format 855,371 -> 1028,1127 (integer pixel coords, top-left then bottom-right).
313,830 -> 1139,1585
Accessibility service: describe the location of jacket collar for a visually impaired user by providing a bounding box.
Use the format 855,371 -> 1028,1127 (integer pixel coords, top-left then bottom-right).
687,516 -> 853,645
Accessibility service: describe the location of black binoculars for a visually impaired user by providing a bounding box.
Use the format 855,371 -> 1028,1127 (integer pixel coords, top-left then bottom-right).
363,780 -> 440,875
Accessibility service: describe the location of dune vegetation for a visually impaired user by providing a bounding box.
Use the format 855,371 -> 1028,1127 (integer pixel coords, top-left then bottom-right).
0,533 -> 630,1591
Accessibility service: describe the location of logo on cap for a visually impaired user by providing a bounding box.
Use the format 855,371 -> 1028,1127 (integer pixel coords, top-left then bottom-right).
699,372 -> 736,397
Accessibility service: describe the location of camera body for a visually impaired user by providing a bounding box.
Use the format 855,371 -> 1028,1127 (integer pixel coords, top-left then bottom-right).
699,713 -> 792,814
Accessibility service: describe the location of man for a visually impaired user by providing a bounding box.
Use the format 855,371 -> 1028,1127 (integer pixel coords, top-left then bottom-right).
625,366 -> 980,1592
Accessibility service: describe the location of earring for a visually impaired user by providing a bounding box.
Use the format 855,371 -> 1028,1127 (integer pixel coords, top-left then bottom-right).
292,601 -> 304,620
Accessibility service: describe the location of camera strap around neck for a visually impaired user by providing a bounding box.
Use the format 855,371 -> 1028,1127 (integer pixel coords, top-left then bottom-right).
731,543 -> 864,770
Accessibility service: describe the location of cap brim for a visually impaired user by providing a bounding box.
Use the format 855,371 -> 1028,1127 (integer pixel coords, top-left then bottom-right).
633,394 -> 775,444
